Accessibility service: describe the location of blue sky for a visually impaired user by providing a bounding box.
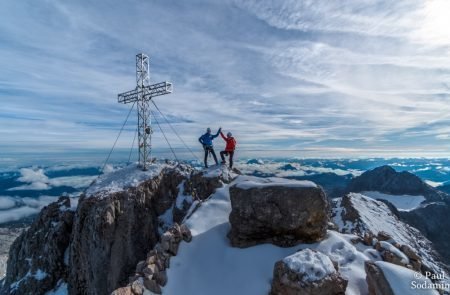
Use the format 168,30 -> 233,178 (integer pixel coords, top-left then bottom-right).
1,0 -> 450,160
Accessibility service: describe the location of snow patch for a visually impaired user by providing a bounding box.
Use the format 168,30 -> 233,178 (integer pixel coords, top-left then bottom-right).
232,175 -> 317,190
379,241 -> 409,265
86,163 -> 170,197
360,191 -> 425,211
283,249 -> 336,282
376,261 -> 440,295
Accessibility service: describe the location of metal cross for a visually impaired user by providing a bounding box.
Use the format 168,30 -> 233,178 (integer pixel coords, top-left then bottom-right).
118,53 -> 173,171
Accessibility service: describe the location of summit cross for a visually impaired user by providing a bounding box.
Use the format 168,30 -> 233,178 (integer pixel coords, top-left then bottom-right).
118,53 -> 173,171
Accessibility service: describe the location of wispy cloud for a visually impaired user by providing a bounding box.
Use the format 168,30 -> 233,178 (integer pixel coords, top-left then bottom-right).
0,0 -> 449,160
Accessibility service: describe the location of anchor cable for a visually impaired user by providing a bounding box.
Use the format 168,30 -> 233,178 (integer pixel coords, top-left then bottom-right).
150,108 -> 178,161
127,127 -> 138,164
151,100 -> 200,162
101,101 -> 136,173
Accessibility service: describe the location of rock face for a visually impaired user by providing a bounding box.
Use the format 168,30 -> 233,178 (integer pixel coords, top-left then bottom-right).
400,203 -> 450,265
365,261 -> 394,295
270,249 -> 348,295
68,167 -> 187,295
112,223 -> 193,295
336,193 -> 447,276
2,197 -> 74,295
345,165 -> 445,201
343,165 -> 450,266
2,164 -> 228,295
228,176 -> 330,248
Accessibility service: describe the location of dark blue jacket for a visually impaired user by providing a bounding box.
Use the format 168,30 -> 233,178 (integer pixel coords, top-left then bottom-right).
199,129 -> 220,146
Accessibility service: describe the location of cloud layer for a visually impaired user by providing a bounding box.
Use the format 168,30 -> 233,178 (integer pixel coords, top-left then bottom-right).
1,0 -> 450,159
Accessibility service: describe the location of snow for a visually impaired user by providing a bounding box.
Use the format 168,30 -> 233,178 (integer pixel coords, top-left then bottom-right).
376,261 -> 439,295
232,175 -> 317,190
360,191 -> 425,211
10,269 -> 48,291
336,193 -> 413,246
202,164 -> 237,182
378,241 -> 409,265
85,163 -> 170,197
33,269 -> 47,280
282,249 -> 336,282
425,180 -> 445,187
164,181 -> 373,295
332,193 -> 448,279
175,181 -> 192,209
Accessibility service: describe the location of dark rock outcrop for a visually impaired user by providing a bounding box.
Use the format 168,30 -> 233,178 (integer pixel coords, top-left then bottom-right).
68,167 -> 186,295
228,176 -> 329,248
270,249 -> 347,295
400,203 -> 450,265
2,197 -> 74,294
345,165 -> 445,201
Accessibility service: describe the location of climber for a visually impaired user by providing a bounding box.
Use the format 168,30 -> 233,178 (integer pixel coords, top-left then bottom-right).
198,127 -> 221,168
219,130 -> 236,169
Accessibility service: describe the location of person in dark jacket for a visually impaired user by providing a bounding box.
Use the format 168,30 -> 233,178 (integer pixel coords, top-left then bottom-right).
199,127 -> 221,168
219,131 -> 236,169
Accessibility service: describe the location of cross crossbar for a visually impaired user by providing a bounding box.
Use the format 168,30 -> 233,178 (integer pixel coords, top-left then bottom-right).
118,81 -> 173,104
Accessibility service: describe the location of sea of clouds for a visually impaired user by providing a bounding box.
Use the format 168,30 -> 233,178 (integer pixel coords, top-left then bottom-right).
1,158 -> 450,225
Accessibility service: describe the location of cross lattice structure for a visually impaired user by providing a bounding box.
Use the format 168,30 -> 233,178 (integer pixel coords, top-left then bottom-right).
118,53 -> 173,171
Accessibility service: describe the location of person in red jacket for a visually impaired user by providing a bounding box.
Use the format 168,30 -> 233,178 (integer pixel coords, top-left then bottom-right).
219,131 -> 236,168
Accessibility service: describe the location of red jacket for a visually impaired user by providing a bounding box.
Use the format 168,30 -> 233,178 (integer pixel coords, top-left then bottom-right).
220,132 -> 236,151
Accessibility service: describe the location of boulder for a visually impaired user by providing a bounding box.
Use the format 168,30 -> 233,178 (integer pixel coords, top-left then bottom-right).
1,197 -> 74,294
365,261 -> 394,295
270,249 -> 347,295
228,176 -> 329,247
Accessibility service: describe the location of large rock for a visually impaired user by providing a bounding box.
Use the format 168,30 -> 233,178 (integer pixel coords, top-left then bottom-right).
365,261 -> 395,295
1,197 -> 74,294
270,249 -> 347,295
228,176 -> 329,248
68,167 -> 186,295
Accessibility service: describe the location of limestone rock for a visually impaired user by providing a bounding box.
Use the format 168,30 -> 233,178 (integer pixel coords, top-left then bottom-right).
270,249 -> 347,295
228,176 -> 329,247
1,197 -> 74,295
68,168 -> 187,295
365,261 -> 395,295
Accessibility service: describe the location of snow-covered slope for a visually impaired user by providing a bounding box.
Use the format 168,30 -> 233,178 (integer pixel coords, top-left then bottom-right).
333,193 -> 446,277
85,162 -> 171,197
359,191 -> 425,211
163,177 -> 419,295
376,261 -> 439,295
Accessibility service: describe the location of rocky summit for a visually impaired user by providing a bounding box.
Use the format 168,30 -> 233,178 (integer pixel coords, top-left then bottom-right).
1,163 -> 449,295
